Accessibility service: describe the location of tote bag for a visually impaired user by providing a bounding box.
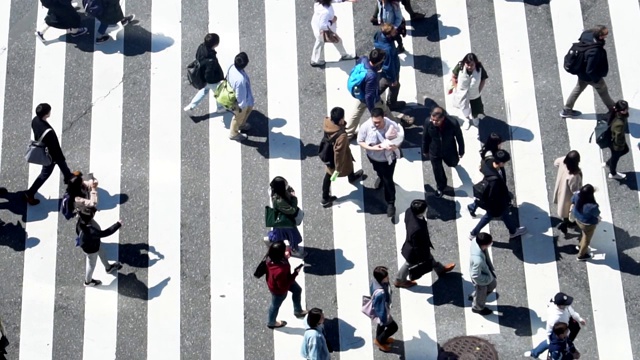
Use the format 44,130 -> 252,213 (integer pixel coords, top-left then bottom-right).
25,128 -> 52,166
214,66 -> 237,110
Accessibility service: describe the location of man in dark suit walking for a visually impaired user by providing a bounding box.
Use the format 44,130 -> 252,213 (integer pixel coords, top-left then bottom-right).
422,106 -> 465,197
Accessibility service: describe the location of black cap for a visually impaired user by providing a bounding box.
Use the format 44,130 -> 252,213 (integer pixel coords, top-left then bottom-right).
553,292 -> 573,306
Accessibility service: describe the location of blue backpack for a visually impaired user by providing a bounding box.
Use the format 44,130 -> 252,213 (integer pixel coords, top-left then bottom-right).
347,63 -> 371,100
59,193 -> 75,220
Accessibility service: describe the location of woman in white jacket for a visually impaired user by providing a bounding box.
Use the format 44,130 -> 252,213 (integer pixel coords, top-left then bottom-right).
310,0 -> 356,68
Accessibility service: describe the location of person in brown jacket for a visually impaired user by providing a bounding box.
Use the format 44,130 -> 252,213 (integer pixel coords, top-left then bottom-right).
605,100 -> 629,180
321,107 -> 364,208
553,151 -> 582,234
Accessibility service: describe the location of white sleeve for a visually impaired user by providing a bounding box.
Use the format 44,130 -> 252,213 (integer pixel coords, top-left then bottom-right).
568,306 -> 583,322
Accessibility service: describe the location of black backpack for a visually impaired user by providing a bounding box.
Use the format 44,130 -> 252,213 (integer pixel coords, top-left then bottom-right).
563,42 -> 601,75
186,59 -> 207,90
472,175 -> 498,210
317,129 -> 344,168
589,118 -> 612,149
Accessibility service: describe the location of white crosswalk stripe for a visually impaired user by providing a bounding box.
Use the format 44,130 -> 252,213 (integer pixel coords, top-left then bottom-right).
0,1 -> 637,359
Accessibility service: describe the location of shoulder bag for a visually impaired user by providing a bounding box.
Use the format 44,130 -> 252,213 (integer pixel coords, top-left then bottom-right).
322,29 -> 340,43
25,128 -> 52,166
214,66 -> 238,110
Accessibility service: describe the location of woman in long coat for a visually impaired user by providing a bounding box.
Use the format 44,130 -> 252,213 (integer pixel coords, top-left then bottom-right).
36,0 -> 88,42
553,150 -> 582,234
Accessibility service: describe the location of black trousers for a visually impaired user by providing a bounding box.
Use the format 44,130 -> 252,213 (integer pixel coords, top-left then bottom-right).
376,319 -> 399,343
430,157 -> 448,191
607,145 -> 629,174
369,157 -> 396,204
373,0 -> 416,17
379,77 -> 401,105
322,171 -> 358,200
27,159 -> 72,197
568,317 -> 581,342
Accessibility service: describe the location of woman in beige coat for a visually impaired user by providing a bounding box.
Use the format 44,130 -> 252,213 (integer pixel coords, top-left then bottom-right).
321,107 -> 364,208
553,150 -> 582,234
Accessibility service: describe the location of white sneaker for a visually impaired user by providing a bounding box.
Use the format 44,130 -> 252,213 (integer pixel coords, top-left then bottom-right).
608,172 -> 626,180
468,233 -> 475,241
229,133 -> 248,141
183,104 -> 195,112
523,350 -> 538,359
510,226 -> 527,238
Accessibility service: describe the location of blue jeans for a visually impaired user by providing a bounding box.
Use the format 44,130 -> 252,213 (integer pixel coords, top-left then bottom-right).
530,338 -> 548,358
470,207 -> 516,236
186,82 -> 221,109
267,281 -> 303,326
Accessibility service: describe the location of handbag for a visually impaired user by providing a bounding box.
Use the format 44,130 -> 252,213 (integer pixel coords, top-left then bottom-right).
408,261 -> 433,281
186,59 -> 206,90
361,289 -> 383,319
25,128 -> 52,166
214,66 -> 238,110
265,206 -> 277,227
322,30 -> 340,43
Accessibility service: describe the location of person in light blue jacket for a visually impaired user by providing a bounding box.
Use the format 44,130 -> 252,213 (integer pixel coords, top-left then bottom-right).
376,0 -> 405,53
301,308 -> 331,360
370,266 -> 397,353
227,52 -> 255,142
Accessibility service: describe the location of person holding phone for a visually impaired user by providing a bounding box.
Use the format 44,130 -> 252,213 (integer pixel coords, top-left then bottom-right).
66,171 -> 99,213
265,241 -> 308,329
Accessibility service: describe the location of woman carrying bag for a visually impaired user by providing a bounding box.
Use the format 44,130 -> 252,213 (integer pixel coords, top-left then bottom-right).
605,100 -> 630,180
265,241 -> 307,329
310,0 -> 356,68
571,184 -> 600,261
450,53 -> 488,127
553,151 -> 582,235
268,176 -> 307,258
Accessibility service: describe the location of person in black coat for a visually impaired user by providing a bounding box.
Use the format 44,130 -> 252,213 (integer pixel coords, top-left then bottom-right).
561,25 -> 615,118
24,103 -> 74,206
468,150 -> 527,240
184,33 -> 225,112
394,199 -> 455,288
93,0 -> 135,43
422,107 -> 464,197
35,0 -> 88,42
76,206 -> 123,287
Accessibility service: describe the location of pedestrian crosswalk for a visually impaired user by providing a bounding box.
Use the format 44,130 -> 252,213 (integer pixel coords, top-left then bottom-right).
0,0 -> 639,359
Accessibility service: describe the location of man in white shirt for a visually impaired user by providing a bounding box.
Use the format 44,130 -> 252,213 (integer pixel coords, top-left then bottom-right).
357,107 -> 404,217
524,292 -> 587,359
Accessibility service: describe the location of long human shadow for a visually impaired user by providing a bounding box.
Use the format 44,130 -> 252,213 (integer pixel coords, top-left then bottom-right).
478,115 -> 534,144
73,22 -> 174,56
116,272 -> 170,300
0,190 -> 28,219
303,247 -> 353,276
101,242 -> 164,268
493,305 -> 540,337
424,184 -> 459,222
411,13 -> 461,42
397,330 -> 438,360
0,221 -> 40,251
427,272 -> 466,308
322,317 -> 365,353
505,0 -> 550,5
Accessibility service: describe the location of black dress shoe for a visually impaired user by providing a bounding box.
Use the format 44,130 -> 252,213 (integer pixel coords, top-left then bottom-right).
472,308 -> 493,316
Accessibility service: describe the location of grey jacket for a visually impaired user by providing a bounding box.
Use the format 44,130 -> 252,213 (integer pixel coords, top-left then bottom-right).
469,241 -> 495,286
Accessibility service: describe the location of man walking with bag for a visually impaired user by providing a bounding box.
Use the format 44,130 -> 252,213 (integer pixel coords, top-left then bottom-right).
227,52 -> 254,142
560,25 -> 615,118
184,33 -> 224,112
422,106 -> 464,197
394,199 -> 455,288
24,103 -> 74,206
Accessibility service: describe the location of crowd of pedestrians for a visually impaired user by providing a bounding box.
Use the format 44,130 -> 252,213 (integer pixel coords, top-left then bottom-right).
4,1 -> 632,359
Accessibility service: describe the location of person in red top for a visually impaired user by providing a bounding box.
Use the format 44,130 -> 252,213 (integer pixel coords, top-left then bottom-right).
266,241 -> 308,329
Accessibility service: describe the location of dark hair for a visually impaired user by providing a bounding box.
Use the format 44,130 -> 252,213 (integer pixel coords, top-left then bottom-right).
35,103 -> 51,118
430,107 -> 445,118
316,0 -> 333,5
493,149 -> 511,164
373,266 -> 388,284
591,25 -> 608,39
563,150 -> 582,175
234,52 -> 249,70
369,48 -> 386,64
460,53 -> 482,71
66,175 -> 85,199
608,99 -> 629,124
576,184 -> 596,213
330,107 -> 345,125
476,232 -> 493,246
480,133 -> 502,158
370,107 -> 385,119
267,241 -> 287,263
552,322 -> 568,336
204,33 -> 220,48
307,308 -> 323,328
77,206 -> 97,224
270,176 -> 289,199
410,199 -> 427,215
